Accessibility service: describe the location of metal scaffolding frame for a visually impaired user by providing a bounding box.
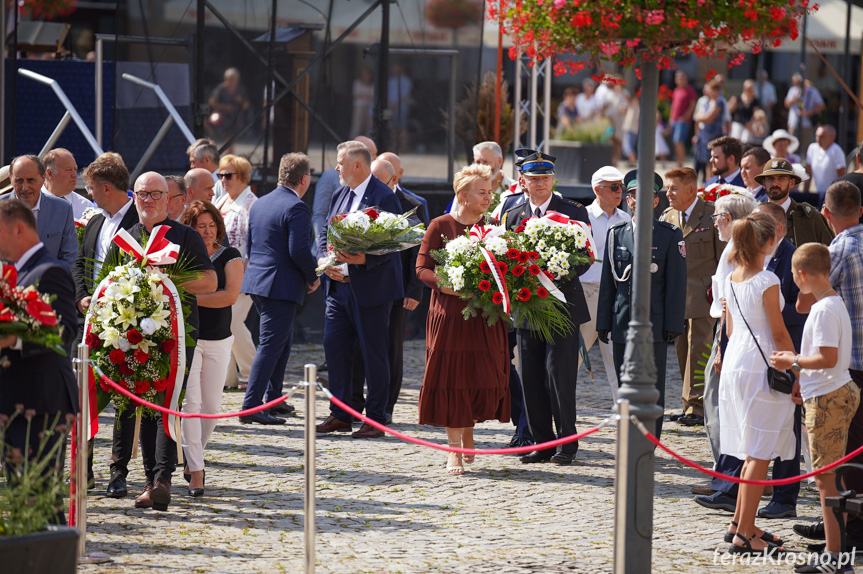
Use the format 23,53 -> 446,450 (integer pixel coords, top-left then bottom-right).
512,51 -> 552,168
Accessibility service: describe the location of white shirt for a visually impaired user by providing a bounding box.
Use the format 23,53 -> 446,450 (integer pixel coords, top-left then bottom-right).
710,238 -> 778,318
806,142 -> 846,194
15,241 -> 45,271
94,198 -> 134,281
799,295 -> 853,401
582,201 -> 630,285
336,174 -> 373,276
528,195 -> 553,218
42,185 -> 95,220
779,195 -> 792,213
14,190 -> 42,222
680,197 -> 697,225
717,168 -> 741,185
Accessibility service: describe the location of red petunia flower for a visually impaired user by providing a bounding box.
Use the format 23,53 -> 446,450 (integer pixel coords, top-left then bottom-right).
517,288 -> 531,302
529,251 -> 540,261
26,299 -> 57,326
517,252 -> 530,263
127,328 -> 143,345
109,349 -> 126,364
537,287 -> 549,299
528,264 -> 541,275
133,349 -> 149,364
160,339 -> 177,354
480,261 -> 491,273
496,262 -> 509,275
133,380 -> 150,395
479,280 -> 492,291
492,292 -> 504,304
506,248 -> 519,260
512,265 -> 525,277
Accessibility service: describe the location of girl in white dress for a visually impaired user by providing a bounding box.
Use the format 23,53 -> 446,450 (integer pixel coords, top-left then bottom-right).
720,212 -> 800,556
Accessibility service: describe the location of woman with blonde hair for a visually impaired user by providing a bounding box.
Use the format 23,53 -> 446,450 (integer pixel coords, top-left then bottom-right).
719,212 -> 798,556
416,164 -> 510,475
214,154 -> 260,393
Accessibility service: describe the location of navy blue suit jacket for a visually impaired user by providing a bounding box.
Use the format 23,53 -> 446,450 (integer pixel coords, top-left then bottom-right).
705,171 -> 745,188
0,246 -> 78,417
317,176 -> 404,307
767,238 -> 806,351
395,185 -> 428,302
242,185 -> 318,304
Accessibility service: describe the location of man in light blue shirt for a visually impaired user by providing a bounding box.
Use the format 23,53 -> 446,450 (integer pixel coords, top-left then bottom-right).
580,166 -> 631,401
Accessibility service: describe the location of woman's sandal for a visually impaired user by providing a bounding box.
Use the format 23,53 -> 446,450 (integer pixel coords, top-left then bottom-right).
446,442 -> 464,475
727,532 -> 784,557
723,520 -> 783,546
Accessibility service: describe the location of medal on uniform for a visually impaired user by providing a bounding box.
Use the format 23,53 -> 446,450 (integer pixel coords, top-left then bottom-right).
678,240 -> 686,258
650,262 -> 658,273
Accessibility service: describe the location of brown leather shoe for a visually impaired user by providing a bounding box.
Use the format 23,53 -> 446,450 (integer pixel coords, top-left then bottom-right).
691,483 -> 716,496
315,415 -> 352,433
134,484 -> 154,509
151,479 -> 171,511
351,422 -> 384,439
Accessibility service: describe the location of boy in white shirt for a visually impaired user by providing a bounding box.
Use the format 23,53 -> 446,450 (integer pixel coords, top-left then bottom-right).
773,243 -> 860,574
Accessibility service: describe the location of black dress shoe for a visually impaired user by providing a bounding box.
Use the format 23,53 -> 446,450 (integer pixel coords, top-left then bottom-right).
678,414 -> 704,426
239,411 -> 286,425
106,474 -> 128,498
520,450 -> 554,463
189,470 -> 205,498
550,452 -> 574,465
268,403 -> 295,416
668,412 -> 685,421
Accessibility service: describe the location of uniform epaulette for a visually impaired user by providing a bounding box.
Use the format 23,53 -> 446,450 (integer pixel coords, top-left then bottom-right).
657,220 -> 678,232
609,220 -> 628,230
559,196 -> 583,208
661,205 -> 675,216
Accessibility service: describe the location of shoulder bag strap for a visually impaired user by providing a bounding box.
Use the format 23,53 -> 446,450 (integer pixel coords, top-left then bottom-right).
728,282 -> 770,368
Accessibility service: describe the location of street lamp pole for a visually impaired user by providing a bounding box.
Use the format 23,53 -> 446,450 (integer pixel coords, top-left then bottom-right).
613,55 -> 662,574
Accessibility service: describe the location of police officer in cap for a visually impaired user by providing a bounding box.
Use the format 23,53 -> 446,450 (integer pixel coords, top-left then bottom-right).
492,147 -> 535,221
596,170 -> 687,438
502,151 -> 591,464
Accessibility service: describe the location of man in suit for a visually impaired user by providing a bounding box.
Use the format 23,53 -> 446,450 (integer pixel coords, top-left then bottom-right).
660,167 -> 725,426
4,155 -> 76,268
313,136 -> 377,240
705,136 -> 745,187
596,171 -> 686,438
740,147 -> 771,203
695,201 -> 807,516
316,140 -> 404,438
109,172 -> 216,511
0,199 -> 78,522
502,152 -> 591,465
240,153 -> 320,425
73,152 -> 139,499
756,157 -> 834,247
42,148 -> 95,219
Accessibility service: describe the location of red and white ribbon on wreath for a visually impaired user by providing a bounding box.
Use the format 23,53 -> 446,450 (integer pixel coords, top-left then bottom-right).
82,268 -> 186,443
113,225 -> 179,266
469,224 -> 512,315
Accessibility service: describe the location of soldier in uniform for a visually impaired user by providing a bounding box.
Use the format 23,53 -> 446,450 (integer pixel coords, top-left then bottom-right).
502,152 -> 591,465
755,157 -> 834,247
660,167 -> 725,427
596,171 -> 686,438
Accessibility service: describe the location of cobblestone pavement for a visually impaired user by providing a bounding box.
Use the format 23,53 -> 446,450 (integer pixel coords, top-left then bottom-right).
80,340 -> 831,574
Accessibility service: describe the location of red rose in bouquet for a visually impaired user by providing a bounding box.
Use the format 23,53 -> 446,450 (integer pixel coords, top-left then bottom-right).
161,339 -> 177,354
118,364 -> 134,375
363,208 -> 379,220
127,328 -> 143,345
109,349 -> 126,364
85,332 -> 101,349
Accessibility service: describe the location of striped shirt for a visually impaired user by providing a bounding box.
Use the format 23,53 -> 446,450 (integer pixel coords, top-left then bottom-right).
829,224 -> 863,371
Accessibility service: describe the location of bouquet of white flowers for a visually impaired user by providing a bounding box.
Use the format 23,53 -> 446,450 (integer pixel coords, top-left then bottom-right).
509,211 -> 597,281
315,207 -> 425,276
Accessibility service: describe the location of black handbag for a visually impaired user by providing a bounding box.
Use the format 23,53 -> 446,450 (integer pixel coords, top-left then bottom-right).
729,283 -> 795,395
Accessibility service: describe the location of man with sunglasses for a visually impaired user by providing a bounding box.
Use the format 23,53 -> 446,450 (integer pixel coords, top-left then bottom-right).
580,166 -> 631,401
596,170 -> 686,438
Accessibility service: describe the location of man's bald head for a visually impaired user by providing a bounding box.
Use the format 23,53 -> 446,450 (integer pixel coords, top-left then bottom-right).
134,171 -> 169,227
371,159 -> 396,190
354,136 -> 377,159
184,167 -> 216,203
377,152 -> 403,184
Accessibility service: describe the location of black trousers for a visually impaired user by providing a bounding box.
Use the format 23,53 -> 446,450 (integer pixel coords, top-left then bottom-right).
351,300 -> 407,418
612,341 -> 667,438
517,327 -> 579,456
110,407 -> 137,478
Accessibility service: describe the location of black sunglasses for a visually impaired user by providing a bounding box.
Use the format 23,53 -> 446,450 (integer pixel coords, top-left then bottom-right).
600,183 -> 622,191
217,172 -> 237,180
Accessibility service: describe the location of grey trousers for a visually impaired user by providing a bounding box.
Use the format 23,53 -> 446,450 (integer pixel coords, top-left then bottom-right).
703,326 -> 722,466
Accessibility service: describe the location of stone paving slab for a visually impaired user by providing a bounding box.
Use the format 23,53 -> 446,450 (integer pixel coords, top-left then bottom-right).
77,341 -> 832,573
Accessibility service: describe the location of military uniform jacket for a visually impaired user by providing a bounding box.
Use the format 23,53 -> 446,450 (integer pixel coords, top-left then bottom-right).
502,194 -> 591,326
785,198 -> 834,247
659,196 -> 725,319
596,220 -> 687,345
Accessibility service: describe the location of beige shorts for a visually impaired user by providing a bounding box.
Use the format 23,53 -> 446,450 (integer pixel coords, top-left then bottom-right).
804,381 -> 861,471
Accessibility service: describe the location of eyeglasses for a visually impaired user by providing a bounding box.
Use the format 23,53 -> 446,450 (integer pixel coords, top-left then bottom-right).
168,193 -> 185,201
134,190 -> 166,200
600,183 -> 622,191
709,212 -> 730,222
217,172 -> 237,180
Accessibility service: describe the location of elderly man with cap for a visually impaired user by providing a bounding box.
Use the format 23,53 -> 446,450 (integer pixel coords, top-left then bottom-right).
596,171 -> 686,438
580,166 -> 631,401
502,152 -> 591,464
660,166 -> 725,427
756,157 -> 833,247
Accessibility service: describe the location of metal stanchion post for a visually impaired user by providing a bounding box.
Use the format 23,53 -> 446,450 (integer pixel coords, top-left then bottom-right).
304,364 -> 317,574
613,399 -> 630,572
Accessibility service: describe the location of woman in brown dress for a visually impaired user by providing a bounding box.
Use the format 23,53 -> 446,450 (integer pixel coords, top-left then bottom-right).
416,164 -> 510,474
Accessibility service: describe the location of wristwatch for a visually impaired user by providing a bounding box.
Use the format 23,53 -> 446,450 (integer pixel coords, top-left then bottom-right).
791,356 -> 802,373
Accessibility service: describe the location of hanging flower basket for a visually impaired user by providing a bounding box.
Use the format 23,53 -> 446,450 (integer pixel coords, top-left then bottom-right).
21,0 -> 78,19
426,0 -> 484,30
491,0 -> 815,75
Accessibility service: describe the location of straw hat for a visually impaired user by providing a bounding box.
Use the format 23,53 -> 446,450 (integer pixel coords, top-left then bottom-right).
763,129 -> 800,156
